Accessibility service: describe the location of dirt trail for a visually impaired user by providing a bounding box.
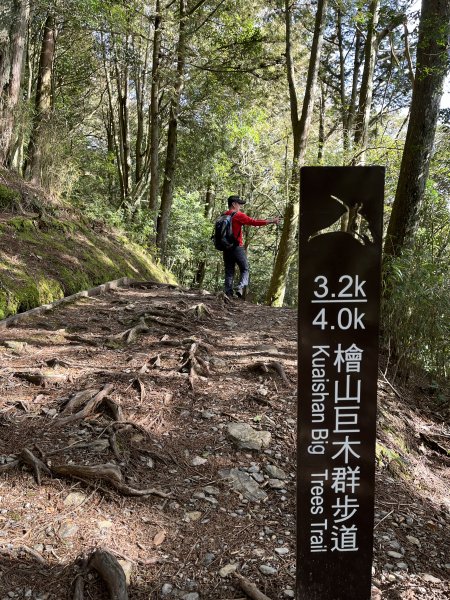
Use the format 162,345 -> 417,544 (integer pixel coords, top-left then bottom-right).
0,282 -> 448,599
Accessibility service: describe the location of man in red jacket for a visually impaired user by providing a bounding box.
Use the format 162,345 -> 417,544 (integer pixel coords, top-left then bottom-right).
223,195 -> 280,298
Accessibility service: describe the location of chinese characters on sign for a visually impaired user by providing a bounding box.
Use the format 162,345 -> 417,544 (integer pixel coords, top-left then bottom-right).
297,167 -> 384,600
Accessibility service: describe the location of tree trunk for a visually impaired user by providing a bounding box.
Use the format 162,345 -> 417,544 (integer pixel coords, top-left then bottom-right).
336,8 -> 362,154
346,24 -> 362,153
0,0 -> 30,166
193,186 -> 214,287
336,7 -> 348,149
384,0 -> 450,258
353,0 -> 380,164
26,13 -> 55,185
266,0 -> 328,306
156,0 -> 186,262
317,82 -> 325,163
105,108 -> 116,203
114,38 -> 132,203
10,20 -> 32,174
148,0 -> 162,224
101,34 -> 124,204
134,30 -> 150,186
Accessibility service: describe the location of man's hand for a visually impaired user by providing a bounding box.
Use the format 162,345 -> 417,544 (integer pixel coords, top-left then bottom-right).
268,217 -> 281,225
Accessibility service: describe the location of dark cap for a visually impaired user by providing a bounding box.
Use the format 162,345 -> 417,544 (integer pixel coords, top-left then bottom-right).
227,195 -> 246,207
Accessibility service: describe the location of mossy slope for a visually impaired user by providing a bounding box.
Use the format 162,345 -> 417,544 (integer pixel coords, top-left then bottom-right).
0,183 -> 176,319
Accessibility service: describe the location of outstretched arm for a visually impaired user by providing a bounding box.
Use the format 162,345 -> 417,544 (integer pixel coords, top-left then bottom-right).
235,213 -> 280,227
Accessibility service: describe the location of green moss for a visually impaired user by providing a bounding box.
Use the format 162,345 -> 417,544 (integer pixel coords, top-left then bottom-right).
0,272 -> 64,318
376,442 -> 399,464
0,184 -> 21,210
58,267 -> 92,296
38,215 -> 77,233
0,206 -> 176,321
376,442 -> 409,477
380,419 -> 410,453
9,217 -> 36,232
0,285 -> 31,318
79,231 -> 175,286
37,277 -> 64,304
392,432 -> 409,454
0,292 -> 9,319
37,234 -> 69,252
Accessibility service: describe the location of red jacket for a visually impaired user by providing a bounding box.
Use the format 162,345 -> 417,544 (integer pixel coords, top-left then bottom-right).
224,209 -> 268,246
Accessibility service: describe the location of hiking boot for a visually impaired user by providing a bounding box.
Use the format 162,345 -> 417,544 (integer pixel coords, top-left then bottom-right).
235,288 -> 244,299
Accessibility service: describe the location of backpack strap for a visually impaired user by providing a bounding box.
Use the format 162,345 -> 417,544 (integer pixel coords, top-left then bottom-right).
230,211 -> 240,242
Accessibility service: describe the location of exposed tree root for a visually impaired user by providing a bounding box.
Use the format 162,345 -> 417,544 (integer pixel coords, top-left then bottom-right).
148,354 -> 161,368
75,439 -> 110,453
112,317 -> 150,344
72,558 -> 88,600
89,548 -> 129,599
56,383 -> 114,426
159,337 -> 214,354
217,291 -> 233,305
138,363 -> 149,374
113,482 -> 171,498
72,579 -> 84,600
20,544 -> 46,565
13,371 -> 67,386
158,339 -> 185,347
133,378 -> 146,403
19,448 -> 52,485
233,572 -> 273,600
144,314 -> 190,333
14,400 -> 29,411
72,549 -> 128,600
66,334 -> 100,347
45,357 -> 71,368
52,463 -> 170,498
52,462 -> 123,484
135,307 -> 177,320
129,280 -> 177,290
60,388 -> 100,416
184,303 -> 214,319
0,448 -> 170,498
139,354 -> 161,375
251,361 -> 291,386
101,397 -> 124,421
108,429 -> 121,461
14,372 -> 45,385
0,448 -> 48,483
137,447 -> 171,466
179,341 -> 210,389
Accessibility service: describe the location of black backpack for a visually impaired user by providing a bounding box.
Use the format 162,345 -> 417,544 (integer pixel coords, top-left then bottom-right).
211,211 -> 238,251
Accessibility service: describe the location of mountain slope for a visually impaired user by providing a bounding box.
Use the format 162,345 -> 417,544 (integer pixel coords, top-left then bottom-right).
0,170 -> 175,319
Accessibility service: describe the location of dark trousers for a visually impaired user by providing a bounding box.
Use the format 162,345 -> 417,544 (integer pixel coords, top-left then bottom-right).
223,246 -> 249,295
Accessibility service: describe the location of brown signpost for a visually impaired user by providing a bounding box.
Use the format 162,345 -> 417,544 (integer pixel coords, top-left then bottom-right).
297,166 -> 384,599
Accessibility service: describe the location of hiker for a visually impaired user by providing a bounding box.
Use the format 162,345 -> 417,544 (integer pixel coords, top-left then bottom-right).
222,195 -> 280,298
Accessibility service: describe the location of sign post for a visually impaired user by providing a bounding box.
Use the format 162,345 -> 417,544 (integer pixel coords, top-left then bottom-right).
297,166 -> 384,599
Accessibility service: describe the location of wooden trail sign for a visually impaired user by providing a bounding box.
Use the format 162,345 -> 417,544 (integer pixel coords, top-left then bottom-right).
297,166 -> 384,599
